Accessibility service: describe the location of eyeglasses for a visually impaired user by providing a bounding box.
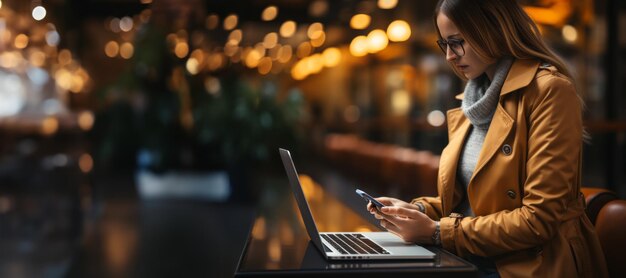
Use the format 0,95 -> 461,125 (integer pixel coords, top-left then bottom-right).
436,38 -> 465,57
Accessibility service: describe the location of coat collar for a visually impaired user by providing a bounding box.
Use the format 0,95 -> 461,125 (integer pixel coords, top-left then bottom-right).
454,59 -> 541,100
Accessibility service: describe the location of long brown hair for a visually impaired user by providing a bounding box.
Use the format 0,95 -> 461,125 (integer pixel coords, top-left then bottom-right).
434,0 -> 572,81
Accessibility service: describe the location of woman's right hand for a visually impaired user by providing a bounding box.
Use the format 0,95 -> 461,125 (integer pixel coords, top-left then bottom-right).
367,197 -> 420,217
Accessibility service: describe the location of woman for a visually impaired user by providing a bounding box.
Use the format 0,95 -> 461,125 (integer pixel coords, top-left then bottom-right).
367,0 -> 609,277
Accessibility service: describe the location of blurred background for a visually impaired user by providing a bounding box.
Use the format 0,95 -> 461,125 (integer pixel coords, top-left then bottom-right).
0,0 -> 623,277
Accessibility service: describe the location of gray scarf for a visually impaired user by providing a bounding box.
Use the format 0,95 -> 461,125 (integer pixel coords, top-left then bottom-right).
461,57 -> 514,129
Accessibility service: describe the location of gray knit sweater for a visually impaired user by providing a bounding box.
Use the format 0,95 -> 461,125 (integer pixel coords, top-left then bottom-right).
456,57 -> 514,216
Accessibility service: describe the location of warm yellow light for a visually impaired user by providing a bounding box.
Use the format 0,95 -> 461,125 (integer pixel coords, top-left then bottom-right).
350,14 -> 371,30
206,14 -> 219,30
140,0 -> 152,3
307,54 -> 324,74
268,237 -> 282,262
223,14 -> 238,30
190,49 -> 205,64
387,20 -> 411,42
257,57 -> 272,75
322,47 -> 341,67
79,153 -> 94,173
228,29 -> 242,45
391,89 -> 411,115
104,41 -> 119,57
119,42 -> 134,59
224,43 -> 239,57
0,1 -> 3,9
254,43 -> 267,57
366,29 -> 388,53
562,24 -> 578,43
14,34 -> 29,49
55,68 -> 72,90
263,32 -> 278,49
291,60 -> 308,80
29,51 -> 46,67
207,53 -> 224,71
278,45 -> 292,63
245,49 -> 262,68
186,58 -> 200,75
251,217 -> 267,240
523,3 -> 572,27
1,30 -> 11,45
78,111 -> 95,131
378,0 -> 398,9
0,52 -> 20,68
174,42 -> 189,58
310,31 -> 325,47
280,21 -> 296,38
42,117 -> 59,136
307,23 -> 324,39
261,6 -> 278,21
58,49 -> 72,65
70,74 -> 85,93
76,68 -> 90,86
349,36 -> 368,57
296,42 -> 312,58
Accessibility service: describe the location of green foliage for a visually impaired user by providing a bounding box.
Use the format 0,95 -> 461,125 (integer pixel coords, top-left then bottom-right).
93,22 -> 303,173
193,76 -> 303,168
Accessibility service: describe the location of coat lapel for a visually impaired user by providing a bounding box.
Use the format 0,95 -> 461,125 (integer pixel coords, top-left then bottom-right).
471,105 -> 514,181
469,59 -> 540,184
440,108 -> 471,215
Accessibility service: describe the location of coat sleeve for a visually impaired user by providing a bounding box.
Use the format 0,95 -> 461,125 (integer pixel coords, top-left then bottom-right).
440,73 -> 583,257
410,196 -> 443,220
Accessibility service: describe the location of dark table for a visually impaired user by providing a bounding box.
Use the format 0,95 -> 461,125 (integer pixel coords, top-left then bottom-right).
235,174 -> 477,277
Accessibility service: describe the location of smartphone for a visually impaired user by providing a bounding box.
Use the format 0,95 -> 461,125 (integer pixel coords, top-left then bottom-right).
355,189 -> 385,212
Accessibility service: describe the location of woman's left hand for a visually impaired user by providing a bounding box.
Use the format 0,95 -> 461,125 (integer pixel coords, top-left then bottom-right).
374,206 -> 436,244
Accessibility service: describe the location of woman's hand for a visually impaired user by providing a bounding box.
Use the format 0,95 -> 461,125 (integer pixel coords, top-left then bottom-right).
366,197 -> 416,213
366,197 -> 436,244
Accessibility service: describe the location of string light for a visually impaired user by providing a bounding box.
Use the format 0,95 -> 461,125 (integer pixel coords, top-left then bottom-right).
366,29 -> 388,53
387,20 -> 411,42
32,6 -> 47,21
350,14 -> 371,30
280,21 -> 296,38
261,6 -> 278,21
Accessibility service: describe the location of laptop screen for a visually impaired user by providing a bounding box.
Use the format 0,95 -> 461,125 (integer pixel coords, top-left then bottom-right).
279,148 -> 327,257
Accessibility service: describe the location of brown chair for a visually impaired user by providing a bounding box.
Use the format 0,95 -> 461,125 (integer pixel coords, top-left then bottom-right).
580,187 -> 618,224
594,200 -> 626,278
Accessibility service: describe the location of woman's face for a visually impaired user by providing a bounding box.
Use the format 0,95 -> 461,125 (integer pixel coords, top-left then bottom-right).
436,13 -> 496,80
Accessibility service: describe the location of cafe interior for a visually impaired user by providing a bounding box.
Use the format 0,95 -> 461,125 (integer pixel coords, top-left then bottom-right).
0,0 -> 624,277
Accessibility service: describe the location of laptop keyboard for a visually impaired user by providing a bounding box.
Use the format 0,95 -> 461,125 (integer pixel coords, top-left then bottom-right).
321,234 -> 390,255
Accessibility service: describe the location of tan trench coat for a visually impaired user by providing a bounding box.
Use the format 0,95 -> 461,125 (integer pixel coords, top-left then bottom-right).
412,59 -> 609,277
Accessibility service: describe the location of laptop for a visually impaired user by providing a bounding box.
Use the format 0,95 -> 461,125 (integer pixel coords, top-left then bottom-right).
279,148 -> 435,260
